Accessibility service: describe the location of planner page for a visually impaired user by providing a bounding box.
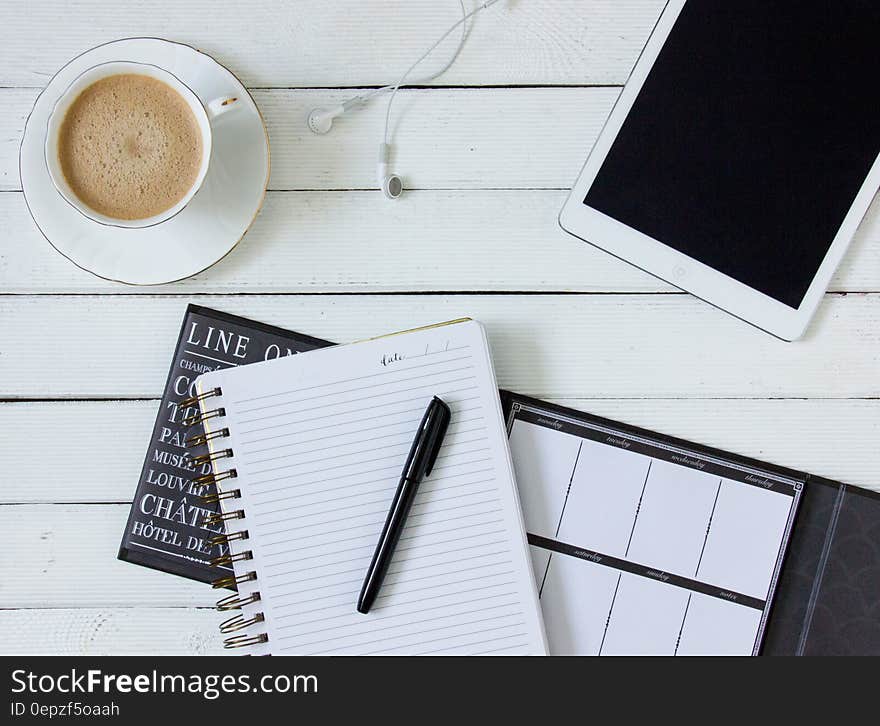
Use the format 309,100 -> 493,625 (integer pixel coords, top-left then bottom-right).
198,320 -> 547,655
505,396 -> 802,656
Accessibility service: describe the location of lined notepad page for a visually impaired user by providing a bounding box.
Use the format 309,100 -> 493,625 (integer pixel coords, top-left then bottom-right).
198,320 -> 546,655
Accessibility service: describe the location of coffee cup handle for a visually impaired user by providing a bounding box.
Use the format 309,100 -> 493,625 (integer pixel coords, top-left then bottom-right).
206,96 -> 241,120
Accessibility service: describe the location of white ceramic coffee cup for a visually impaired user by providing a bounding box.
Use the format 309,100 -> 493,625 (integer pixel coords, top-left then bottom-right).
44,60 -> 240,229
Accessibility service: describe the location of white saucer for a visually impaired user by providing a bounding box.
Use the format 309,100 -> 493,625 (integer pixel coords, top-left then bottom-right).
20,38 -> 270,285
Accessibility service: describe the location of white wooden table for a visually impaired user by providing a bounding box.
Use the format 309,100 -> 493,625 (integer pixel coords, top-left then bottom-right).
1,0 -> 877,655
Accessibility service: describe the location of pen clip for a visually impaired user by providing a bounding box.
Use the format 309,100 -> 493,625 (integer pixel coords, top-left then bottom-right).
421,397 -> 451,477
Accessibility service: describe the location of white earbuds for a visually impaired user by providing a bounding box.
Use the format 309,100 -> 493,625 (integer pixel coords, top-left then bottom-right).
307,104 -> 345,135
377,143 -> 403,200
306,1 -> 500,200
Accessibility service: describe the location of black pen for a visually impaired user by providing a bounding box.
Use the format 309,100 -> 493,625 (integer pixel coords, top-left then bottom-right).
357,396 -> 451,614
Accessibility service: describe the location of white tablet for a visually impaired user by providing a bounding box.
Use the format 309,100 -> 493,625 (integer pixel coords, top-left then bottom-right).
559,0 -> 880,340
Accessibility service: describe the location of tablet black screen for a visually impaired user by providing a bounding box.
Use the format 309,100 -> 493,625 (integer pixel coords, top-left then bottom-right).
583,0 -> 880,309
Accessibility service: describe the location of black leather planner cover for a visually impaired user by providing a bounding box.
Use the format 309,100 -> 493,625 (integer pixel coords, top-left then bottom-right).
762,476 -> 880,655
118,305 -> 332,584
500,391 -> 880,655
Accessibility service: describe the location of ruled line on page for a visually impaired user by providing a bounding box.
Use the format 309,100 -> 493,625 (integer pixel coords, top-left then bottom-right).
252,472 -> 497,520
478,642 -> 531,655
254,506 -> 497,564
263,533 -> 509,590
366,559 -> 512,601
275,599 -> 521,642
259,505 -> 505,555
243,431 -> 489,474
316,613 -> 526,655
267,569 -> 517,616
268,563 -> 516,613
254,513 -> 503,562
414,630 -> 529,656
264,540 -> 509,587
251,478 -> 498,527
257,528 -> 507,584
249,465 -> 495,508
251,464 -> 495,514
271,574 -> 520,625
248,464 -> 496,510
277,599 -> 522,641
242,414 -> 485,457
265,563 -> 513,615
235,372 -> 481,434
247,444 -> 492,483
302,619 -> 528,656
282,608 -> 526,655
265,580 -> 518,625
260,519 -> 505,563
231,345 -> 471,406
266,544 -> 510,588
234,361 -> 477,416
235,383 -> 480,436
254,493 -> 501,541
357,621 -> 528,656
265,556 -> 512,604
241,420 -> 486,466
266,552 -> 513,601
235,396 -> 481,444
251,484 -> 499,537
245,453 -> 494,491
236,373 -> 478,426
257,503 -> 502,550
251,467 -> 496,511
274,589 -> 520,633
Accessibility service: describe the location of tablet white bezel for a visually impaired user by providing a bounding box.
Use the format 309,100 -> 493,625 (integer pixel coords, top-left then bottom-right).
559,0 -> 880,341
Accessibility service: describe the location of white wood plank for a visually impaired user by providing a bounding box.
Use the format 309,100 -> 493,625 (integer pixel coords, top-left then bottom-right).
2,87 -> 618,192
0,401 -> 156,503
579,398 -> 879,492
2,294 -> 878,400
1,398 -> 877,503
0,0 -> 665,87
2,504 -> 216,608
0,188 -> 663,293
0,608 -> 224,655
3,190 -> 879,294
0,89 -> 33,190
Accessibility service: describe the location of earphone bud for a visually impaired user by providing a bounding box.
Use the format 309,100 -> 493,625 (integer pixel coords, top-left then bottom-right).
377,143 -> 403,199
306,1 -> 499,200
307,104 -> 346,135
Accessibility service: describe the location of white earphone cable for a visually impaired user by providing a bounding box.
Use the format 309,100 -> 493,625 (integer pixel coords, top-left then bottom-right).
383,1 -> 498,145
341,0 -> 469,114
310,1 -> 502,197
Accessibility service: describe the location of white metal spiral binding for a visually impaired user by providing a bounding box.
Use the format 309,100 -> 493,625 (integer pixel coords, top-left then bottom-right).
182,386 -> 268,652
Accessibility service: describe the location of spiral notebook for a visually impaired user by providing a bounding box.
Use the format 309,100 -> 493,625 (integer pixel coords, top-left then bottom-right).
189,319 -> 547,655
118,304 -> 332,584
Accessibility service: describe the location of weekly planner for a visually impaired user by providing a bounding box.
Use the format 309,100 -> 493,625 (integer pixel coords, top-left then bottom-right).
504,394 -> 801,655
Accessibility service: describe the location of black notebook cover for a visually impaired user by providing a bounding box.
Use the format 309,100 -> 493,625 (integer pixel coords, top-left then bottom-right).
118,305 -> 332,584
500,391 -> 880,655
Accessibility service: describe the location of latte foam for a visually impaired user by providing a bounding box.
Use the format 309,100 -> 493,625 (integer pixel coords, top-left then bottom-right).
58,73 -> 203,220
